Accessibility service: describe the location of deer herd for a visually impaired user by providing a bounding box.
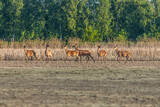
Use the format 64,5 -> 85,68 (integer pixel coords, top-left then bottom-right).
23,44 -> 133,63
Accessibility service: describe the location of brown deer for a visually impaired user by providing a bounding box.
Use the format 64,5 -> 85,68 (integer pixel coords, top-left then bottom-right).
23,45 -> 37,60
72,44 -> 95,63
113,46 -> 133,63
64,46 -> 79,61
45,44 -> 53,60
97,46 -> 107,61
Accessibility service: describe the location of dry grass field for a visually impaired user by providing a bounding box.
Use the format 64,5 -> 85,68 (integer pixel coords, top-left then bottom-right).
1,39 -> 160,61
0,46 -> 160,61
0,61 -> 160,107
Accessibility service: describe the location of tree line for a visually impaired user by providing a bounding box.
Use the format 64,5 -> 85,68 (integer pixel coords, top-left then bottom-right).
0,0 -> 160,42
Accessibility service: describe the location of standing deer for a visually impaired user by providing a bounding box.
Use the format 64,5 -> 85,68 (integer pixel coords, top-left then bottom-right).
72,44 -> 95,63
113,46 -> 133,63
64,46 -> 79,61
23,45 -> 37,60
97,46 -> 107,61
45,44 -> 53,60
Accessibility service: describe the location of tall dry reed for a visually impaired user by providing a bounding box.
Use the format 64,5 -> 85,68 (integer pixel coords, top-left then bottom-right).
0,38 -> 160,61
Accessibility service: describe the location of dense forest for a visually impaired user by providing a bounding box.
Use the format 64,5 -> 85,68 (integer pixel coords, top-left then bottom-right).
0,0 -> 160,42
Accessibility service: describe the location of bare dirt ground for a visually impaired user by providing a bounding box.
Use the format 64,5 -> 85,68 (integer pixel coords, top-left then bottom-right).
0,61 -> 160,107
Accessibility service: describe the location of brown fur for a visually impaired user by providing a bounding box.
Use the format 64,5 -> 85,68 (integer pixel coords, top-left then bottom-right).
97,46 -> 107,61
113,46 -> 133,63
45,44 -> 53,60
64,46 -> 79,61
73,44 -> 95,63
24,45 -> 37,60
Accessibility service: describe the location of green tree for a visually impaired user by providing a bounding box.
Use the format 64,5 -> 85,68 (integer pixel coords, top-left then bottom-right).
118,0 -> 155,40
110,0 -> 121,38
43,0 -> 60,39
151,0 -> 160,39
76,0 -> 90,40
0,1 -> 3,35
96,0 -> 112,41
0,0 -> 23,41
20,0 -> 45,40
61,0 -> 79,39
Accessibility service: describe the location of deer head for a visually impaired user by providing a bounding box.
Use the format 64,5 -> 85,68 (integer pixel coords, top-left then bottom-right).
113,46 -> 118,50
98,46 -> 101,48
46,44 -> 49,47
72,43 -> 78,48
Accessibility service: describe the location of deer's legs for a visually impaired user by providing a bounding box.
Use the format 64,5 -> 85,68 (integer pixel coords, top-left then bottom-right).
86,56 -> 90,63
117,56 -> 120,63
104,56 -> 106,61
46,55 -> 48,61
97,55 -> 99,61
51,55 -> 53,60
80,56 -> 82,63
25,56 -> 28,61
65,56 -> 68,61
119,57 -> 122,63
89,54 -> 95,63
131,57 -> 134,63
125,56 -> 128,63
31,56 -> 33,60
34,55 -> 37,60
75,56 -> 79,62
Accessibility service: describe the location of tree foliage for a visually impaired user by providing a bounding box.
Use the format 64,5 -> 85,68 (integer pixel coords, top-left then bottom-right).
0,0 -> 159,42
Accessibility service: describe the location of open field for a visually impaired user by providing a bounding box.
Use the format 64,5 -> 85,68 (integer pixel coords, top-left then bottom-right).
0,61 -> 160,106
1,46 -> 160,61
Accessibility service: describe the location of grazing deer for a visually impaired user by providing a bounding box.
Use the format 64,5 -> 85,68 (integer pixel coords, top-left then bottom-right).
64,46 -> 79,61
113,46 -> 133,63
72,44 -> 95,63
45,44 -> 53,60
23,45 -> 37,60
97,46 -> 107,61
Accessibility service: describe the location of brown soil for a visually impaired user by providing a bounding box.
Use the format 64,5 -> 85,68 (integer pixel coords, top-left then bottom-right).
0,61 -> 160,107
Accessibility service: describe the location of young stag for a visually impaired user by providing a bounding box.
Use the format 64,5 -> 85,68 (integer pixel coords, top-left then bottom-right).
23,45 -> 37,60
97,46 -> 107,61
45,44 -> 53,60
113,46 -> 133,63
64,46 -> 79,61
72,44 -> 95,63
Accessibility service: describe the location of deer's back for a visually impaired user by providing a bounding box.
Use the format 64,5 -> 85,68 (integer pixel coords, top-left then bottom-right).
99,50 -> 107,56
118,51 -> 130,57
79,50 -> 91,56
45,50 -> 52,56
26,50 -> 35,57
67,50 -> 79,56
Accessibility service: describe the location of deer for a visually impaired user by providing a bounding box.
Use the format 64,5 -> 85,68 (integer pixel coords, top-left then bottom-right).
45,44 -> 53,60
97,46 -> 107,61
113,46 -> 133,63
72,43 -> 95,63
64,46 -> 79,61
23,45 -> 37,60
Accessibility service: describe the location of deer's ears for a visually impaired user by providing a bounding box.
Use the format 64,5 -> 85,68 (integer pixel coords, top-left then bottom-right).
72,43 -> 78,47
98,46 -> 101,48
113,46 -> 118,49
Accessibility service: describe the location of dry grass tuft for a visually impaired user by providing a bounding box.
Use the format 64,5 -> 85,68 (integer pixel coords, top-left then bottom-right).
0,39 -> 160,61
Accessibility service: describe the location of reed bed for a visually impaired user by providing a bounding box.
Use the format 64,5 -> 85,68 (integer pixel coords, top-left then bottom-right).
0,39 -> 160,61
